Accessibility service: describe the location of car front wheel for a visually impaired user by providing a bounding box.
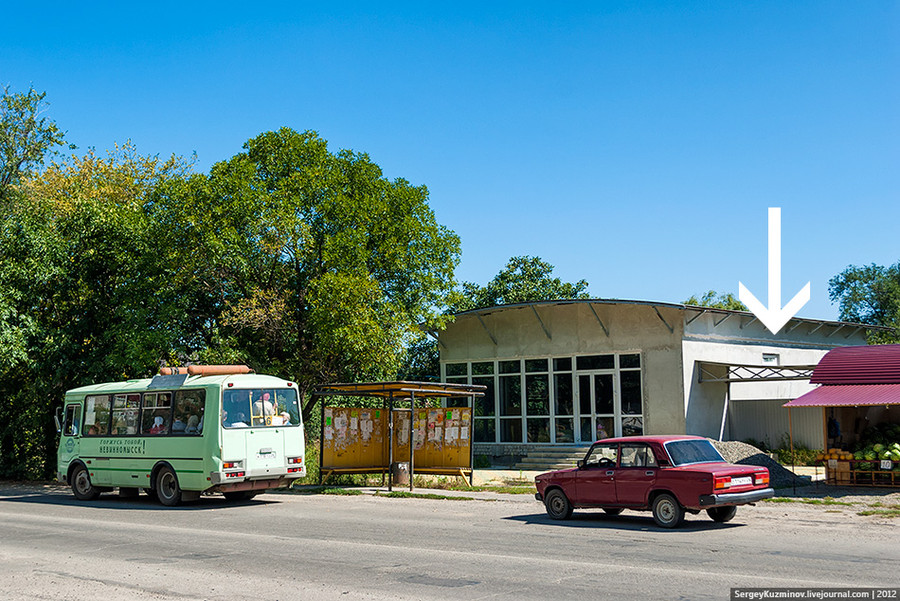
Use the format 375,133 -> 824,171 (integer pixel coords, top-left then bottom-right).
544,489 -> 573,520
651,493 -> 684,528
707,505 -> 737,523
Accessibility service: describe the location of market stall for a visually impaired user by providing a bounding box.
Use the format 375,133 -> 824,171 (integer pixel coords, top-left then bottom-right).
784,345 -> 900,487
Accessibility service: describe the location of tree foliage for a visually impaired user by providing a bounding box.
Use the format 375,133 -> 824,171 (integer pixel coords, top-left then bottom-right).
0,86 -> 67,202
158,128 -> 461,421
683,290 -> 747,311
829,262 -> 900,343
453,255 -> 590,312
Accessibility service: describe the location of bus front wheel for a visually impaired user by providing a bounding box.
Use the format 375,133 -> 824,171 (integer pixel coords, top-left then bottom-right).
155,466 -> 182,506
71,465 -> 100,501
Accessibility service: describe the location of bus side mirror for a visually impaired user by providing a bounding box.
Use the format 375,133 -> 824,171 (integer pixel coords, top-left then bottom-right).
54,408 -> 62,434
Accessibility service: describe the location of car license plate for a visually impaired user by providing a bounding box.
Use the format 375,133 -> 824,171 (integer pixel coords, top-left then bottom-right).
731,476 -> 752,487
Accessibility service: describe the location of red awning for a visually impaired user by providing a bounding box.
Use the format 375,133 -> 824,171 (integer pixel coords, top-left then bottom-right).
784,384 -> 900,407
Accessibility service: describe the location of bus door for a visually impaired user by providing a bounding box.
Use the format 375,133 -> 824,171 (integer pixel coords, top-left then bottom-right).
58,403 -> 81,478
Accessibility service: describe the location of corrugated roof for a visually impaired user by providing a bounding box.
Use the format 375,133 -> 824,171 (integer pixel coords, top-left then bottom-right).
810,344 -> 900,385
784,383 -> 900,407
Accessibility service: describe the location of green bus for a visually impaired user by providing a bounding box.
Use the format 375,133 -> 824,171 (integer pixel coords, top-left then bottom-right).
55,366 -> 306,506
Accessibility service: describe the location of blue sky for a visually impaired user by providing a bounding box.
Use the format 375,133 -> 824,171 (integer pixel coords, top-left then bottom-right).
3,2 -> 898,320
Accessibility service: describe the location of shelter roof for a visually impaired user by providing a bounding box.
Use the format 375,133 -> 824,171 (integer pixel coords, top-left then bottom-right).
784,383 -> 900,408
810,344 -> 900,385
314,381 -> 485,398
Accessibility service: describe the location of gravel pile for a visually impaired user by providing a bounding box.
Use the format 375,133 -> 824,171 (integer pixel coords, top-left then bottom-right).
711,440 -> 807,488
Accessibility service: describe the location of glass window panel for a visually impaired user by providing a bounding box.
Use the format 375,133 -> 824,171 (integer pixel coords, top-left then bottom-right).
445,363 -> 467,377
111,393 -> 141,435
525,374 -> 549,416
445,397 -> 468,408
172,390 -> 206,435
445,376 -> 467,385
141,392 -> 172,435
596,416 -> 613,440
524,359 -> 548,373
499,360 -> 520,374
554,373 -> 573,416
620,370 -> 642,415
579,417 -> 593,443
499,418 -> 523,443
578,375 -> 591,415
472,361 -> 494,376
63,405 -> 79,437
620,444 -> 657,468
83,395 -> 111,436
472,376 -> 495,416
553,357 -> 572,372
622,416 -> 643,436
594,374 -> 614,415
620,354 -> 641,369
554,418 -> 574,443
527,418 -> 551,443
575,355 -> 615,370
474,418 -> 496,443
499,375 -> 521,416
586,444 -> 618,466
576,354 -> 614,370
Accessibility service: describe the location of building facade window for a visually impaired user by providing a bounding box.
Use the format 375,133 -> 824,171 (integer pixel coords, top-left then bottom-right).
442,352 -> 644,444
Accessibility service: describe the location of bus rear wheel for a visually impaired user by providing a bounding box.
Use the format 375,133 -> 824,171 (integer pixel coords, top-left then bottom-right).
71,465 -> 100,501
155,466 -> 182,506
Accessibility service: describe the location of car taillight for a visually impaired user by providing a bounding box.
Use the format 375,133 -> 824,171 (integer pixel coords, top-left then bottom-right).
714,476 -> 732,489
287,457 -> 303,465
754,472 -> 769,485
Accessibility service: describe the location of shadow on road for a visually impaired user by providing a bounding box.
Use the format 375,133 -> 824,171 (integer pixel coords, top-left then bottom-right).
0,487 -> 278,511
505,511 -> 742,533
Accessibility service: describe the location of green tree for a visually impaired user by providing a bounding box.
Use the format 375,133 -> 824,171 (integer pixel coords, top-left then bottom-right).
683,290 -> 748,311
0,144 -> 192,478
0,86 -> 67,202
161,128 -> 461,420
829,262 -> 900,343
453,255 -> 590,312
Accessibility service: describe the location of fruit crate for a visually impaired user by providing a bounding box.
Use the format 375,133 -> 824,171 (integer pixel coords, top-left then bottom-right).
821,459 -> 900,487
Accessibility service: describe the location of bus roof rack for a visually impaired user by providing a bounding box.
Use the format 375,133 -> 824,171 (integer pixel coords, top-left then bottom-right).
159,365 -> 253,376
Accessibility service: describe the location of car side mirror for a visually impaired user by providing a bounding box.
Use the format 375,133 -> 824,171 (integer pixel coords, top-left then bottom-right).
576,459 -> 584,468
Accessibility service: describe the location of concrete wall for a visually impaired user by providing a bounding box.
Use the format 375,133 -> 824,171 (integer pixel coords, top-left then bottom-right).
440,302 -> 687,440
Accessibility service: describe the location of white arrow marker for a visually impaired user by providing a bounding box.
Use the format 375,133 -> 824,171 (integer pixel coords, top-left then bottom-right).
739,207 -> 810,335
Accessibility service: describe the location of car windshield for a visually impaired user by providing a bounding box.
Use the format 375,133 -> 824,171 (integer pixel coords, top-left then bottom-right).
222,388 -> 301,428
664,439 -> 725,466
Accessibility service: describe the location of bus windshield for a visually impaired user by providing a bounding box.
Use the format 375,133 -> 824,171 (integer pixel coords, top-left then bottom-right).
222,388 -> 301,428
664,439 -> 725,466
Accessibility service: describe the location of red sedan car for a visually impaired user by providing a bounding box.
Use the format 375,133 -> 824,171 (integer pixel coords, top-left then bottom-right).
534,435 -> 774,528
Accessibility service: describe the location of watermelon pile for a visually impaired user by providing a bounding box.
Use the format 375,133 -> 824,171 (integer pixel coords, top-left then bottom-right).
850,423 -> 900,470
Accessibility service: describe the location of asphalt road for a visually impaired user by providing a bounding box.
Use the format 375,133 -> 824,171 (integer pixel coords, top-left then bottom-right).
0,483 -> 897,601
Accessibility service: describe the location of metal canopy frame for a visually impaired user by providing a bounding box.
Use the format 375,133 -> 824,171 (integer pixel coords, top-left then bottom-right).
312,381 -> 486,491
697,361 -> 817,384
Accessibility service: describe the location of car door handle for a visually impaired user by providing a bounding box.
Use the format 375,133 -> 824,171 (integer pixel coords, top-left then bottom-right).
605,471 -> 615,476
645,471 -> 655,476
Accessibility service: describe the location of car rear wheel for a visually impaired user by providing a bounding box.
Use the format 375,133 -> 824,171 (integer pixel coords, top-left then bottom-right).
155,466 -> 182,506
707,505 -> 737,523
71,465 -> 100,501
651,493 -> 684,528
602,507 -> 624,515
544,489 -> 573,520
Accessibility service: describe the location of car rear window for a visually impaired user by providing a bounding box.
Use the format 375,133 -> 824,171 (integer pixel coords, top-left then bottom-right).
664,440 -> 725,466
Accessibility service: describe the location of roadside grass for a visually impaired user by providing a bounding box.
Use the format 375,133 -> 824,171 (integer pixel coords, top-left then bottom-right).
413,476 -> 536,495
375,491 -> 479,501
763,497 -> 853,507
318,488 -> 364,496
857,509 -> 900,518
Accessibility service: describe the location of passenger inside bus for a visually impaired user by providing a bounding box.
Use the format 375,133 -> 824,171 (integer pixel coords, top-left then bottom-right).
150,416 -> 167,434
